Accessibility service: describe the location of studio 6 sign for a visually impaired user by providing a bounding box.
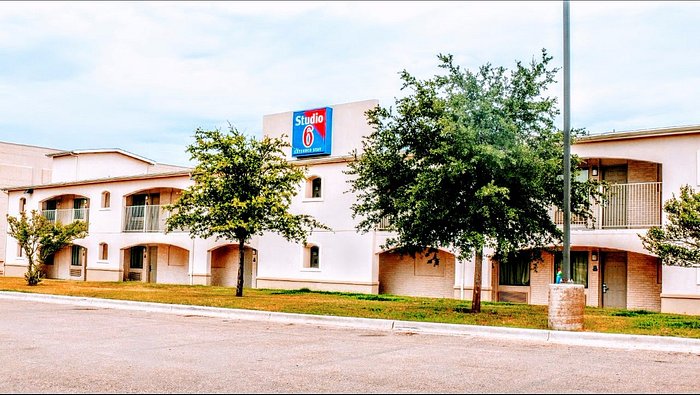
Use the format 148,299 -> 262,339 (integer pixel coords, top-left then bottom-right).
292,107 -> 333,158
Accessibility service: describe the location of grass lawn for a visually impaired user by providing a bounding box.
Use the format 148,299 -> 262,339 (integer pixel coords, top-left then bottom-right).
1,277 -> 699,339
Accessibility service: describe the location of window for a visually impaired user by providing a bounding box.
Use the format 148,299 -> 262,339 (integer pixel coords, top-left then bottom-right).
305,177 -> 322,199
71,245 -> 84,267
554,251 -> 588,287
99,243 -> 109,260
17,244 -> 23,258
101,191 -> 111,208
130,246 -> 145,269
312,178 -> 322,198
19,198 -> 26,213
499,251 -> 531,286
304,244 -> 320,269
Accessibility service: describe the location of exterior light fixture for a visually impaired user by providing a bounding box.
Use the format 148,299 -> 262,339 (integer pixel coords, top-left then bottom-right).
591,167 -> 598,177
591,250 -> 598,261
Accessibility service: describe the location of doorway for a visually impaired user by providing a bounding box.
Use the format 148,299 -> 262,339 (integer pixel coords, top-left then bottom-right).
602,252 -> 627,309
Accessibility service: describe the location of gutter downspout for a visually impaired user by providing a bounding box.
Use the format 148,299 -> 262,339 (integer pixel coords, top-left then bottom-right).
189,238 -> 195,285
460,258 -> 465,300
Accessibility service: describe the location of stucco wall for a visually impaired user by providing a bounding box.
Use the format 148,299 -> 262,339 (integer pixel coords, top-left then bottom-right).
378,250 -> 455,298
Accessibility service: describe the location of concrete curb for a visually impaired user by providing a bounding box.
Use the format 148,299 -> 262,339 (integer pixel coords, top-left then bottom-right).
2,291 -> 699,354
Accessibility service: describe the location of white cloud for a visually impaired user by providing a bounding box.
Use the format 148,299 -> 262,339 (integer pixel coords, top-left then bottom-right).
0,1 -> 699,165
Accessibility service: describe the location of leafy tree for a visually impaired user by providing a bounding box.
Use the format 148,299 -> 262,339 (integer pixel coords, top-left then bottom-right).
641,185 -> 700,267
347,50 -> 598,312
7,210 -> 88,285
165,126 -> 329,297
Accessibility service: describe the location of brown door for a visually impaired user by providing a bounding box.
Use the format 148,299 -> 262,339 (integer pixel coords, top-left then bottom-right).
602,166 -> 628,228
602,252 -> 627,309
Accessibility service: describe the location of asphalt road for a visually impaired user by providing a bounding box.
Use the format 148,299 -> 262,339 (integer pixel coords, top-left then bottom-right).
1,299 -> 698,394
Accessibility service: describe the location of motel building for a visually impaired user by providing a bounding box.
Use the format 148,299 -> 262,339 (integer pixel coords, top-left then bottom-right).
2,99 -> 700,315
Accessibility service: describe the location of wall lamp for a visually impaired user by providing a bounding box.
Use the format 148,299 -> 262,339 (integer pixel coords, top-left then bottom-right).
591,250 -> 599,272
591,167 -> 599,177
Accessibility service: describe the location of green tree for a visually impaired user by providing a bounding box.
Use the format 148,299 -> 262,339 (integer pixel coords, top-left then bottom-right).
7,210 -> 88,285
641,185 -> 700,267
347,50 -> 598,312
165,126 -> 329,297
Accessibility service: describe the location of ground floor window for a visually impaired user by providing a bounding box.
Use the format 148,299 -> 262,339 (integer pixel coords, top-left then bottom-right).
130,246 -> 145,269
554,251 -> 588,287
71,245 -> 83,266
499,251 -> 531,286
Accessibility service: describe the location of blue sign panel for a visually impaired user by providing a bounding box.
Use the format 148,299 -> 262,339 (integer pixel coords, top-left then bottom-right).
292,107 -> 333,158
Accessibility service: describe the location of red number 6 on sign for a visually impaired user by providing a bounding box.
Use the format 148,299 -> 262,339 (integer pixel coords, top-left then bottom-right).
302,125 -> 314,147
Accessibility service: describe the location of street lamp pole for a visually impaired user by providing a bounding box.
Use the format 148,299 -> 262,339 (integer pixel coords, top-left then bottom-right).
562,0 -> 572,282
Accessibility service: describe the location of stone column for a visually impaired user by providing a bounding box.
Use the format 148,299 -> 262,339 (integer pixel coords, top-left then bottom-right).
548,283 -> 585,330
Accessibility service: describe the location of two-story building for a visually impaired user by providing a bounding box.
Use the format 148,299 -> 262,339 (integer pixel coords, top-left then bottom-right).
0,141 -> 60,275
3,149 -> 257,287
3,100 -> 700,315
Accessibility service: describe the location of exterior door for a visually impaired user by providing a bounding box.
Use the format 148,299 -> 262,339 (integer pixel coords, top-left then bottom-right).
602,252 -> 627,309
70,245 -> 87,281
602,166 -> 628,228
73,198 -> 87,220
128,246 -> 146,281
148,246 -> 158,283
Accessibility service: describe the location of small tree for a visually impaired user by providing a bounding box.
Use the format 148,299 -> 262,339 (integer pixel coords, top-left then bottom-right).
641,185 -> 700,267
7,210 -> 88,285
347,50 -> 598,312
165,126 -> 328,297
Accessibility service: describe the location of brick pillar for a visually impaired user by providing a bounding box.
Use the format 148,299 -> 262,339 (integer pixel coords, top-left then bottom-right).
548,284 -> 585,330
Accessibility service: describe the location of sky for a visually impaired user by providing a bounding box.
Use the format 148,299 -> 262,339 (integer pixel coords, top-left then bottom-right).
1,1 -> 699,167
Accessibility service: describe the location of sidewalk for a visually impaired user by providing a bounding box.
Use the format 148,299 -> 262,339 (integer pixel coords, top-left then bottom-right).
2,290 -> 699,354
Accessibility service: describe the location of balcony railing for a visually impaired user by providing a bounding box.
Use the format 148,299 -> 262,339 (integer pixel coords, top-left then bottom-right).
377,216 -> 392,231
42,208 -> 89,225
123,205 -> 172,233
553,181 -> 662,229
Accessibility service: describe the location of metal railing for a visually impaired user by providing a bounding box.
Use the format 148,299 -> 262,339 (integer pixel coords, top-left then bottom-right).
377,216 -> 392,231
553,182 -> 662,229
123,205 -> 172,232
42,208 -> 89,225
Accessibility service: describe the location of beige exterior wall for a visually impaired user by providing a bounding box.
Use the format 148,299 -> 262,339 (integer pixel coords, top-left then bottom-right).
86,268 -> 122,282
378,250 -> 456,298
210,245 -> 255,288
627,252 -> 662,311
0,142 -> 58,271
255,278 -> 378,294
661,295 -> 700,315
627,160 -> 659,183
529,253 -> 554,305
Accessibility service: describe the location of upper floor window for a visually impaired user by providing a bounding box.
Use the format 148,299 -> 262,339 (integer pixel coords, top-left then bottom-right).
101,191 -> 111,208
306,177 -> 322,199
19,198 -> 26,213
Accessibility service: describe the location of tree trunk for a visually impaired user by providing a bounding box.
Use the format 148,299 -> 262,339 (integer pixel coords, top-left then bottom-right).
236,239 -> 245,297
471,248 -> 483,313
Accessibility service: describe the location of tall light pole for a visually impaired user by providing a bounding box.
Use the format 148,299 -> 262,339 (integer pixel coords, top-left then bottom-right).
562,0 -> 572,282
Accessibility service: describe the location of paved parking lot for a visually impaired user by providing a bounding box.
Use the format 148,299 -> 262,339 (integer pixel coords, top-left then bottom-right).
1,298 -> 698,393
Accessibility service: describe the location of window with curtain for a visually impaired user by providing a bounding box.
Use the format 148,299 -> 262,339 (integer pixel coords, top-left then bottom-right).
71,245 -> 83,266
554,251 -> 588,287
499,251 -> 531,286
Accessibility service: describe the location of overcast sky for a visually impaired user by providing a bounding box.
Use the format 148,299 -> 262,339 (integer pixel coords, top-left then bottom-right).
1,1 -> 698,166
